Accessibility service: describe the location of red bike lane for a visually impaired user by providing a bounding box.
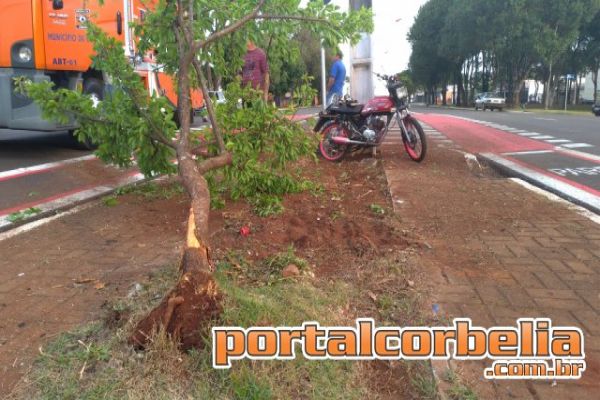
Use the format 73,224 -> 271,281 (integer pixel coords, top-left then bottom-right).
415,113 -> 600,213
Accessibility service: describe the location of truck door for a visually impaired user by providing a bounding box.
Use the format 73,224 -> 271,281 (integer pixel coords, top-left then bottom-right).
41,0 -> 125,72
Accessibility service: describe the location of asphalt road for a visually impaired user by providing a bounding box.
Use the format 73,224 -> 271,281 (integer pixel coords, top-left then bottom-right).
0,130 -> 88,172
413,105 -> 600,213
412,105 -> 600,156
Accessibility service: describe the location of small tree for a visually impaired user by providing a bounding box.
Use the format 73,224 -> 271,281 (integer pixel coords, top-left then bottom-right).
20,0 -> 372,350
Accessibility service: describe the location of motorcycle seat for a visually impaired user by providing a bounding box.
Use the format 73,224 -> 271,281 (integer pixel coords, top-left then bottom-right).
330,103 -> 364,114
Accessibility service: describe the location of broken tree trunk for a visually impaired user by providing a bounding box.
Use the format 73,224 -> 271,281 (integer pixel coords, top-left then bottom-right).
129,204 -> 223,350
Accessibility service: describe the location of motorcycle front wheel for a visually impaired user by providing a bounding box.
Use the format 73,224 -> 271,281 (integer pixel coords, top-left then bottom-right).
318,122 -> 348,162
402,116 -> 427,162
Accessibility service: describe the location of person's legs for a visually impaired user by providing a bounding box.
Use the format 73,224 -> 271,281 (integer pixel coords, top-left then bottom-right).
326,91 -> 333,107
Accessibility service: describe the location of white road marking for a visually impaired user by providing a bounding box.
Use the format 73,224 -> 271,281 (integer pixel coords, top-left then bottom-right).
530,135 -> 555,140
0,154 -> 96,181
546,139 -> 571,144
517,132 -> 538,136
556,148 -> 600,162
503,150 -> 554,156
561,143 -> 594,149
534,117 -> 557,121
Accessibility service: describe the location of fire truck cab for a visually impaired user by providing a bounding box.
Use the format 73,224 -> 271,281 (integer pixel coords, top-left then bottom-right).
0,0 -> 201,142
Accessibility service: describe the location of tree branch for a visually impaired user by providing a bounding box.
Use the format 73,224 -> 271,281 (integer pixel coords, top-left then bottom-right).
192,59 -> 226,154
193,0 -> 266,51
197,152 -> 233,174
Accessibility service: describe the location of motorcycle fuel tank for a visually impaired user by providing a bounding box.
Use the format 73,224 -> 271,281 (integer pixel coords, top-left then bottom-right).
361,96 -> 394,116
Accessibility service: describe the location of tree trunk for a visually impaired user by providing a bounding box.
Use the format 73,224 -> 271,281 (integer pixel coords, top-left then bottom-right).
593,68 -> 598,104
129,22 -> 224,350
545,62 -> 553,110
512,79 -> 523,107
442,85 -> 447,106
575,73 -> 581,105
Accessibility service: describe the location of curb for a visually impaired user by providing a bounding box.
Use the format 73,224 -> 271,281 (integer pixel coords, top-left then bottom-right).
478,152 -> 600,214
0,172 -> 146,234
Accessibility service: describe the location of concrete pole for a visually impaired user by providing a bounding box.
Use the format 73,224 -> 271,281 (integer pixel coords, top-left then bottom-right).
321,45 -> 327,111
565,78 -> 569,111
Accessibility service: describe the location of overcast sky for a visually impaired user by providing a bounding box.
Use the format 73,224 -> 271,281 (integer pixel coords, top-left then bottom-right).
371,0 -> 428,73
299,0 -> 429,71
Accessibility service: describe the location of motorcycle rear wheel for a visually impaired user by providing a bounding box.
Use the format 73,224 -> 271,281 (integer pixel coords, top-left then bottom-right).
402,116 -> 427,162
318,122 -> 348,162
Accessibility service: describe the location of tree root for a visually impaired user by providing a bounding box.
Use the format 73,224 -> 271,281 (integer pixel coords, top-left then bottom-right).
129,249 -> 223,350
129,209 -> 223,351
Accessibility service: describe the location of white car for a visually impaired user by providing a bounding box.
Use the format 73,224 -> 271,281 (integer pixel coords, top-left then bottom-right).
475,92 -> 506,111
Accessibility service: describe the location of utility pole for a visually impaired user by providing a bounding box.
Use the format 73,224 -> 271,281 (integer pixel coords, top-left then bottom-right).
565,75 -> 573,111
321,0 -> 332,111
321,45 -> 327,110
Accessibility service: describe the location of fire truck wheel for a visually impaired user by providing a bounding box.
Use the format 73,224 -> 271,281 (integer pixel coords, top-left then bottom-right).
83,78 -> 104,108
70,78 -> 104,150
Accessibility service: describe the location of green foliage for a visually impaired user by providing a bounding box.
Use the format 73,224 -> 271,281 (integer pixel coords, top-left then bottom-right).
137,0 -> 373,90
7,207 -> 42,223
102,196 -> 119,207
18,1 -> 372,209
204,81 -> 318,212
369,203 -> 385,215
408,0 -> 600,106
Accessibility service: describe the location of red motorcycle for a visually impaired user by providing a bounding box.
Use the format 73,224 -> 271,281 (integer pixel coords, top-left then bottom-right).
314,73 -> 427,162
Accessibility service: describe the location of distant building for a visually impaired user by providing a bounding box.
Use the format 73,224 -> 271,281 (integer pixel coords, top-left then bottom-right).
580,71 -> 600,103
329,0 -> 409,102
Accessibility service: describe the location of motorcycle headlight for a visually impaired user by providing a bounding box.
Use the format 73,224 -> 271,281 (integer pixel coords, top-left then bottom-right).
18,46 -> 32,63
396,86 -> 408,100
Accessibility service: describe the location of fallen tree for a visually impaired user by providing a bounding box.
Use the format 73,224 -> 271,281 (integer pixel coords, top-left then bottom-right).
20,0 -> 372,350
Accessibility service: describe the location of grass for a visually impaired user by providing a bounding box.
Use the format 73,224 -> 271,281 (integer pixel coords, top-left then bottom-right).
115,181 -> 185,200
369,203 -> 386,216
12,256 -> 370,400
430,102 -> 596,116
443,369 -> 478,400
7,207 -> 42,223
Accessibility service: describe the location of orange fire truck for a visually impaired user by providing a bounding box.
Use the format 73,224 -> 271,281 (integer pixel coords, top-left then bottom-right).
0,0 -> 203,144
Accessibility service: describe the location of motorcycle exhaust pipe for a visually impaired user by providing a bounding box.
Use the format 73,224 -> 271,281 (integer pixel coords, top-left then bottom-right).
331,137 -> 368,146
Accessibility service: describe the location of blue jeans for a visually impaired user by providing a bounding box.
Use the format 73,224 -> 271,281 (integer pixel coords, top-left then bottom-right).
326,90 -> 343,107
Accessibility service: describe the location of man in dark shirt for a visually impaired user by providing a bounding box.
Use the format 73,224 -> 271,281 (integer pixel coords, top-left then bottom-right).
242,40 -> 270,101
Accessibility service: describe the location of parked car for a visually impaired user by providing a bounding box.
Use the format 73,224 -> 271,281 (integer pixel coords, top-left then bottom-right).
475,92 -> 506,111
593,104 -> 600,116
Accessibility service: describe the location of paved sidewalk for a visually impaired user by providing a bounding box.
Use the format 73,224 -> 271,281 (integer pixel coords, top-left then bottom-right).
382,122 -> 599,399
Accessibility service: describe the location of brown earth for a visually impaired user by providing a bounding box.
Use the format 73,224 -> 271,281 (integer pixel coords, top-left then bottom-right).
0,152 -> 426,398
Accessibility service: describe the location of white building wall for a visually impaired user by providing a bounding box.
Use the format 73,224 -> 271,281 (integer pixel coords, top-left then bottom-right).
581,71 -> 599,102
327,0 -> 409,101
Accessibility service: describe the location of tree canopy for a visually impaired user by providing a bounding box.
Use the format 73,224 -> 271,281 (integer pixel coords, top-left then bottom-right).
408,0 -> 600,107
19,0 -> 373,349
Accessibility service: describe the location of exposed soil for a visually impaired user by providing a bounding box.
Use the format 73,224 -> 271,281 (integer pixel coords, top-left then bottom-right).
0,151 -> 427,398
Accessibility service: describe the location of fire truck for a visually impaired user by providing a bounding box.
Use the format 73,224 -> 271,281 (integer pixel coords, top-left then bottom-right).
0,0 -> 203,147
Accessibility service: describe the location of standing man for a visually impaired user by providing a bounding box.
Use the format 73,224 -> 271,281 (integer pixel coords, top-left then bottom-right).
242,40 -> 270,101
326,50 -> 346,106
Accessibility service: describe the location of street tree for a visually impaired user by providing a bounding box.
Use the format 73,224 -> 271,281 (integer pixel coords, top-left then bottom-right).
533,0 -> 600,109
19,0 -> 372,350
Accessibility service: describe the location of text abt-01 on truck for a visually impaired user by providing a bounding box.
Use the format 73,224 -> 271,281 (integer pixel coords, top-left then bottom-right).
0,0 -> 203,149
